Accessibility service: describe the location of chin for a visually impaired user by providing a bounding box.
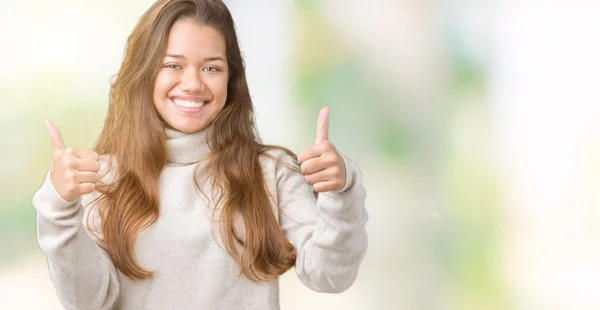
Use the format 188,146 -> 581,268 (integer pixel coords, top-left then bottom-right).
171,123 -> 208,133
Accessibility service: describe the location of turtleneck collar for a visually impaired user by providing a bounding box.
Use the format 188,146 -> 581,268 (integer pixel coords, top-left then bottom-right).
165,127 -> 212,164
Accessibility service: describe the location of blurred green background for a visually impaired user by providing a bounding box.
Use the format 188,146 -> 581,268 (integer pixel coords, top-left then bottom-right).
1,1 -> 600,309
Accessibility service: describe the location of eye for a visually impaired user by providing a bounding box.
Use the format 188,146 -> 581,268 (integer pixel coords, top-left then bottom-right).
164,64 -> 182,70
202,66 -> 220,73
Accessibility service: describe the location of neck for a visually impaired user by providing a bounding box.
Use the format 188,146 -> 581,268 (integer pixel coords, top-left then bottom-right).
165,127 -> 211,164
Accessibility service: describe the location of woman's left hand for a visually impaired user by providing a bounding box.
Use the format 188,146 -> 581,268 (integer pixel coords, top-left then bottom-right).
297,107 -> 346,193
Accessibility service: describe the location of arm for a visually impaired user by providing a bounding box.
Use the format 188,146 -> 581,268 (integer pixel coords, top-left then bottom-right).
275,152 -> 368,293
33,170 -> 120,310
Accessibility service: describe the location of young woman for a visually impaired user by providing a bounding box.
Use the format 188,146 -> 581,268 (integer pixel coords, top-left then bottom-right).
32,0 -> 368,309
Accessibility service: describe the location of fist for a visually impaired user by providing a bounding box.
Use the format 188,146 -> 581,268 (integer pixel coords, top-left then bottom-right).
297,107 -> 347,193
45,121 -> 100,202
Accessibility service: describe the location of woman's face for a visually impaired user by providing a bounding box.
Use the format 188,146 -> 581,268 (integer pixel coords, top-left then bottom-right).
153,20 -> 229,133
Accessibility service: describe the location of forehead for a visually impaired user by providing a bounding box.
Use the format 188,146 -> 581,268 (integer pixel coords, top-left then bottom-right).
166,20 -> 226,58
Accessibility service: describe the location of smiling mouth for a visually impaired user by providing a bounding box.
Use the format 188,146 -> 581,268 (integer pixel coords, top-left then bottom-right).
172,98 -> 207,108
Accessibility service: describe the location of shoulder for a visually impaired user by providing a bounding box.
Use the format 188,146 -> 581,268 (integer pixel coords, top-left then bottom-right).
259,146 -> 300,173
259,146 -> 308,195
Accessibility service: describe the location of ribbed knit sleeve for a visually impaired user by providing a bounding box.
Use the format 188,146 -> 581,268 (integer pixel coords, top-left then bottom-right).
268,150 -> 368,293
32,170 -> 120,310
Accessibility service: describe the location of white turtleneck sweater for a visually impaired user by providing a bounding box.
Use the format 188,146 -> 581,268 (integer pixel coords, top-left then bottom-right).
32,128 -> 368,310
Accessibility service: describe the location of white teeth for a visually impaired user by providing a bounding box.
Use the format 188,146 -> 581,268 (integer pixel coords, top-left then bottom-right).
173,99 -> 205,108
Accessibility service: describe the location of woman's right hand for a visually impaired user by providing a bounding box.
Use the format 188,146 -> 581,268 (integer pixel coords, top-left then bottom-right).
45,121 -> 101,202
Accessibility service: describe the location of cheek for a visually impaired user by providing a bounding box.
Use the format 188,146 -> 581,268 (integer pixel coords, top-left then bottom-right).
215,75 -> 229,102
154,72 -> 176,98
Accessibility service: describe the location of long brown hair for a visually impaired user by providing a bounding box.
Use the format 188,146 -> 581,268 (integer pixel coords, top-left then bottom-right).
91,0 -> 297,282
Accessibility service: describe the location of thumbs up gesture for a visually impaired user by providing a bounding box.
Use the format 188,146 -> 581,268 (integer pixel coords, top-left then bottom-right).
297,107 -> 347,193
45,121 -> 101,202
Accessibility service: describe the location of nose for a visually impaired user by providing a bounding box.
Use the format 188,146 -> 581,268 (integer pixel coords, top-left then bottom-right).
179,69 -> 206,94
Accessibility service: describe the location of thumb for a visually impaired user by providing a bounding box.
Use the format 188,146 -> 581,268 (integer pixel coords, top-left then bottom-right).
45,120 -> 66,152
314,107 -> 329,144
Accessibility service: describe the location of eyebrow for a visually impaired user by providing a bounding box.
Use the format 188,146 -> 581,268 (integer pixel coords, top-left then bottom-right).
164,54 -> 226,62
